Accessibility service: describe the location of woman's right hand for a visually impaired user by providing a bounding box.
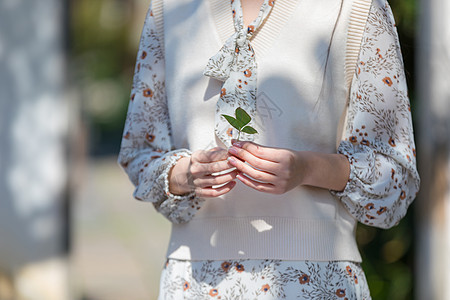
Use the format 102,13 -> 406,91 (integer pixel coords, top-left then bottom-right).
168,147 -> 238,197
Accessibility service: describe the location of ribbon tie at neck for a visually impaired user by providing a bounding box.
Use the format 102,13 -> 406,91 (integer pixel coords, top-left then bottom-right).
203,0 -> 275,146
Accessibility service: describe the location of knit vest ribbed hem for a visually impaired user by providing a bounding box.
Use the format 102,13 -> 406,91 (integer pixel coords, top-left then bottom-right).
168,217 -> 361,261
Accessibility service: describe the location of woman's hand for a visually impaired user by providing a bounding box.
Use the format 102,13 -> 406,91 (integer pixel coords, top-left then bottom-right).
226,140 -> 307,194
227,140 -> 350,194
168,147 -> 238,197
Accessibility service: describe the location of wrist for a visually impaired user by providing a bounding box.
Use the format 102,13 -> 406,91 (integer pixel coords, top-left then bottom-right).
297,151 -> 350,191
168,156 -> 192,195
296,151 -> 313,186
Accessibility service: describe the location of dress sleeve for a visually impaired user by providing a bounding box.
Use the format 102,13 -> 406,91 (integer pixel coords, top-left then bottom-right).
118,6 -> 205,224
332,0 -> 420,229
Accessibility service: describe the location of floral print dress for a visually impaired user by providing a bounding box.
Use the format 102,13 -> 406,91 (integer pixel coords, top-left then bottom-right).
118,0 -> 419,298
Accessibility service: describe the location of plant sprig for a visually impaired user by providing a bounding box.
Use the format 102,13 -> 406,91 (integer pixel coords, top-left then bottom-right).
221,107 -> 258,141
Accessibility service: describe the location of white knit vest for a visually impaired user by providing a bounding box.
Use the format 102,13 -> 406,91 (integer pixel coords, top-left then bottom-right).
153,0 -> 372,261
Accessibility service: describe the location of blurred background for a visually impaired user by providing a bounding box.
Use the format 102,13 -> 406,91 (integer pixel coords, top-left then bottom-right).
0,0 -> 448,299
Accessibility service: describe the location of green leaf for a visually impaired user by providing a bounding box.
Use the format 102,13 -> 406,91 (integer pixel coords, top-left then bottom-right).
235,107 -> 251,126
221,114 -> 244,130
241,125 -> 258,134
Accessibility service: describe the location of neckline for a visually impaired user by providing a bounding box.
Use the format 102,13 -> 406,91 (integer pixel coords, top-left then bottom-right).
209,0 -> 300,59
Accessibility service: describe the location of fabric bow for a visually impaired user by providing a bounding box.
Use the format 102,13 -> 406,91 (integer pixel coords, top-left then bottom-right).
203,0 -> 275,146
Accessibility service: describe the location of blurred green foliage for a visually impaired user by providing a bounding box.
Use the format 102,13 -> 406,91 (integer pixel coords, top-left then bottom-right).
70,0 -> 142,155
70,0 -> 418,299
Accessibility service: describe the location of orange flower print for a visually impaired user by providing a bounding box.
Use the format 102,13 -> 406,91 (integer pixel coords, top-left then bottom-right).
360,139 -> 370,146
391,168 -> 395,179
376,48 -> 382,58
123,131 -> 130,139
183,281 -> 190,291
235,263 -> 245,272
221,88 -> 226,97
146,133 -> 155,143
261,284 -> 270,292
232,9 -> 236,18
235,47 -> 239,54
243,69 -> 252,77
389,137 -> 396,147
382,77 -> 393,86
131,93 -> 135,101
353,274 -> 359,284
413,148 -> 416,157
366,214 -> 376,220
346,266 -> 353,276
247,25 -> 255,33
349,136 -> 358,144
137,63 -> 141,72
143,88 -> 153,98
269,0 -> 275,6
364,203 -> 375,210
226,127 -> 233,137
209,289 -> 218,297
221,261 -> 231,272
377,207 -> 387,215
336,289 -> 346,298
141,51 -> 147,59
400,190 -> 406,200
298,273 -> 310,285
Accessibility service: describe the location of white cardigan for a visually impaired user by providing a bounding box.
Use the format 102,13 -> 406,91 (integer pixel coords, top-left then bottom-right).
118,0 -> 419,262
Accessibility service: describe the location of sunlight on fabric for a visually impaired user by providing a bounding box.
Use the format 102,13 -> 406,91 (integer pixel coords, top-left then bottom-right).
250,219 -> 273,233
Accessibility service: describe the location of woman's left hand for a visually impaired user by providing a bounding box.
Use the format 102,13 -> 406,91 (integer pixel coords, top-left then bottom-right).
227,140 -> 308,194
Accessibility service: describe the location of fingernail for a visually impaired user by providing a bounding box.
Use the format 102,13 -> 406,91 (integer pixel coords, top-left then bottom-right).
232,141 -> 243,148
228,147 -> 238,155
227,156 -> 236,164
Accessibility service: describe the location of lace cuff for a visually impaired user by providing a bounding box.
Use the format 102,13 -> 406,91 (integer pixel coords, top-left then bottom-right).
133,149 -> 205,224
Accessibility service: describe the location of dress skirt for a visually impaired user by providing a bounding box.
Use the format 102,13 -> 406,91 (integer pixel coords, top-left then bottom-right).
158,259 -> 371,299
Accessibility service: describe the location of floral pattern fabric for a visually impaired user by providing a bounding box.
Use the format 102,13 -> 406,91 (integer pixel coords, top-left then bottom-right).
159,259 -> 371,299
331,0 -> 420,229
204,0 -> 275,146
117,8 -> 204,224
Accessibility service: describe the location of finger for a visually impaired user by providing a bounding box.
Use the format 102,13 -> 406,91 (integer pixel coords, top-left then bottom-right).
227,156 -> 277,183
236,173 -> 278,194
231,140 -> 282,162
193,170 -> 238,188
228,146 -> 280,173
194,147 -> 229,163
191,160 -> 235,176
195,180 -> 236,198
